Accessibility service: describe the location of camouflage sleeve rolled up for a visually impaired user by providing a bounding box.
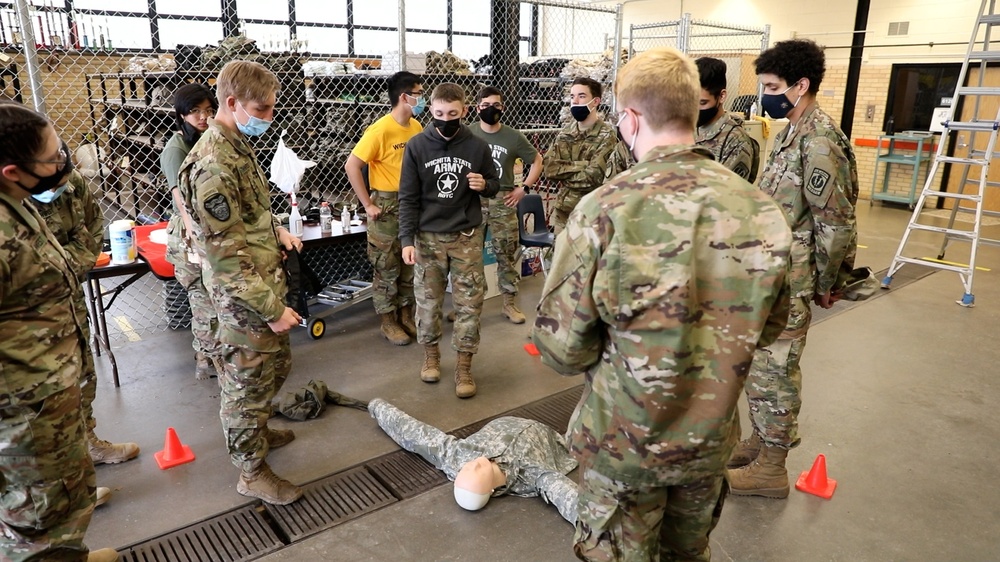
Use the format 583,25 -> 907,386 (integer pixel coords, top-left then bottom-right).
189,164 -> 286,324
802,135 -> 859,294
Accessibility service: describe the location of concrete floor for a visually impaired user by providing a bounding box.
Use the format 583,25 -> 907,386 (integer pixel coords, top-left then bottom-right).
84,202 -> 1000,561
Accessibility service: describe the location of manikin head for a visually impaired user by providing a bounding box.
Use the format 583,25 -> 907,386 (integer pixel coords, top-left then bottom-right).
453,456 -> 497,511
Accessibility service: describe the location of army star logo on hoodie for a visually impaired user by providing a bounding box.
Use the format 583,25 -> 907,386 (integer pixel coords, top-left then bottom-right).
425,156 -> 472,199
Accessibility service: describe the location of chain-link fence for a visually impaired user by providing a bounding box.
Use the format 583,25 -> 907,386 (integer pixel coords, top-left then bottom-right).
629,14 -> 769,114
0,0 -> 621,345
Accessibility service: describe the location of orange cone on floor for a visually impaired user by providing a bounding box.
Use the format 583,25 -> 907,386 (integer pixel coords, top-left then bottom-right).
524,343 -> 541,356
795,454 -> 837,499
154,427 -> 196,470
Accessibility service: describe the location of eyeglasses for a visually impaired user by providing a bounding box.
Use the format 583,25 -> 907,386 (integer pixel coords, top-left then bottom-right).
405,91 -> 425,98
478,102 -> 503,110
188,108 -> 215,117
24,141 -> 69,167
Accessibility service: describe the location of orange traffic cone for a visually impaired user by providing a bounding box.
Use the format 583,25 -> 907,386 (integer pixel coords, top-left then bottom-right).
524,343 -> 541,356
154,427 -> 196,470
795,454 -> 837,499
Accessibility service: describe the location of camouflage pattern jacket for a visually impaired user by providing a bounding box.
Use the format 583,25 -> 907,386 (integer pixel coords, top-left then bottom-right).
542,118 -> 630,213
0,191 -> 87,406
29,171 -> 104,283
759,103 -> 859,297
695,113 -> 757,183
533,145 -> 792,486
178,120 -> 288,352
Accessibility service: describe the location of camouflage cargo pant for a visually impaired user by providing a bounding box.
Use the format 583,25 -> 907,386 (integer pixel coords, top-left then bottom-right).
0,385 -> 96,561
415,228 -> 486,353
173,252 -> 221,360
574,467 -> 727,562
218,334 -> 292,472
73,294 -> 97,434
552,208 -> 570,235
484,193 -> 520,296
367,191 -> 415,314
744,295 -> 811,449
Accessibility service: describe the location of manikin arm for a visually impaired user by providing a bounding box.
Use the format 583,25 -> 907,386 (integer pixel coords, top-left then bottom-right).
369,398 -> 463,477
530,469 -> 578,524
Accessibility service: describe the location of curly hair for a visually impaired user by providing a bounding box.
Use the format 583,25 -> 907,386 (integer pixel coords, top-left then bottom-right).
755,39 -> 826,94
696,57 -> 728,98
0,102 -> 50,167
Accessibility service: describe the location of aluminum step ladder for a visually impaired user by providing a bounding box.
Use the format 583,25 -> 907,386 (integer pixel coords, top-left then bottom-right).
881,0 -> 1000,307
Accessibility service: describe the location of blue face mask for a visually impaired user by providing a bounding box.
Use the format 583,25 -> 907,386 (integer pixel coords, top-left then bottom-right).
236,100 -> 272,137
761,81 -> 801,119
408,95 -> 427,116
31,183 -> 69,204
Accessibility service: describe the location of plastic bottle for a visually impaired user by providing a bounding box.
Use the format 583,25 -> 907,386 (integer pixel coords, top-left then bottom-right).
341,205 -> 351,232
319,201 -> 333,234
289,202 -> 304,237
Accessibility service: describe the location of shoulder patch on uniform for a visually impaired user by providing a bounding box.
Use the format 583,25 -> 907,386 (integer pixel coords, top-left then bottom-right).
204,193 -> 231,222
807,169 -> 831,196
732,162 -> 750,179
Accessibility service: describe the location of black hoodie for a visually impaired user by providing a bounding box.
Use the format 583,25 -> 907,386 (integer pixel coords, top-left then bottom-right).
398,122 -> 500,248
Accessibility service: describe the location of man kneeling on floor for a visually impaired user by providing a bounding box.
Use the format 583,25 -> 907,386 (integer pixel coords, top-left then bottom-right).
369,399 -> 578,523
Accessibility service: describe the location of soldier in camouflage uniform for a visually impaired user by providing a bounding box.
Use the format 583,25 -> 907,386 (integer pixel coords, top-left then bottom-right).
0,104 -> 118,561
369,399 -> 578,523
532,48 -> 792,561
179,61 -> 305,506
162,83 -> 222,380
471,86 -> 544,324
695,57 -> 759,183
30,170 -> 140,496
345,72 -> 425,346
727,39 -> 859,499
399,83 -> 500,399
542,77 -> 630,233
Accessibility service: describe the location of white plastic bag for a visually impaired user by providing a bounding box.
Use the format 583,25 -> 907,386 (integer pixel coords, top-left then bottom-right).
270,130 -> 315,196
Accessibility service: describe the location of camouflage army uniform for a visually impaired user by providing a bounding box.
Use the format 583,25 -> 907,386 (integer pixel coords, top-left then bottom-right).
163,133 -> 221,372
695,112 -> 757,182
532,145 -> 792,561
178,121 -> 292,472
542,119 -> 630,233
369,399 -> 579,523
30,171 -> 104,438
0,190 -> 96,560
748,102 -> 858,450
368,190 -> 415,313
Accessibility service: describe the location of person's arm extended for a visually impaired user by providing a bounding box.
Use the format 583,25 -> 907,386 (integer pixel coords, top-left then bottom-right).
345,154 -> 381,220
399,145 -> 420,264
62,173 -> 104,280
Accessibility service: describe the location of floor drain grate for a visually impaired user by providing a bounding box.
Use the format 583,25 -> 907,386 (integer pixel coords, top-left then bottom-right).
121,505 -> 283,562
367,449 -> 449,499
263,465 -> 396,542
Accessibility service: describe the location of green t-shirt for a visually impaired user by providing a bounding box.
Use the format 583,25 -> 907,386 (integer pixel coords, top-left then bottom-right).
160,132 -> 193,189
469,123 -> 539,189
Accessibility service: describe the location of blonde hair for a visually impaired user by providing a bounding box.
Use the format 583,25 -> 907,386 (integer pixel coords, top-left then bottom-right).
615,47 -> 699,131
216,60 -> 280,104
431,82 -> 466,104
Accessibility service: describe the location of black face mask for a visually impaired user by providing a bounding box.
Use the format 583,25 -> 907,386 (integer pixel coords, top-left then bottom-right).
570,104 -> 591,122
17,141 -> 73,195
434,117 -> 462,138
697,105 -> 721,128
180,121 -> 202,146
479,106 -> 502,126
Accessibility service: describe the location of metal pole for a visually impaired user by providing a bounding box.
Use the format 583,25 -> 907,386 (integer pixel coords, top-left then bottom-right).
13,0 -> 45,114
756,24 -> 771,116
679,12 -> 691,54
611,3 -> 623,111
398,0 -> 406,70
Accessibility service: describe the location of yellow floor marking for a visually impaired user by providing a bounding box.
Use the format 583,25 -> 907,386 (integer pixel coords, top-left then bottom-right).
114,316 -> 142,342
920,257 -> 991,272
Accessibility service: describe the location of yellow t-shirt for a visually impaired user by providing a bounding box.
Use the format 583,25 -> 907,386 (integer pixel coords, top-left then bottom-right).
350,113 -> 423,192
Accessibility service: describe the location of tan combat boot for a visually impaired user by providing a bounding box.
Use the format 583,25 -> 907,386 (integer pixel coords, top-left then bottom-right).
421,344 -> 441,383
87,548 -> 120,562
380,312 -> 411,346
454,352 -> 477,398
727,432 -> 762,469
399,304 -> 417,338
89,430 -> 140,465
95,486 -> 111,508
727,444 -> 789,498
265,427 -> 296,449
237,461 -> 303,505
501,294 -> 526,324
